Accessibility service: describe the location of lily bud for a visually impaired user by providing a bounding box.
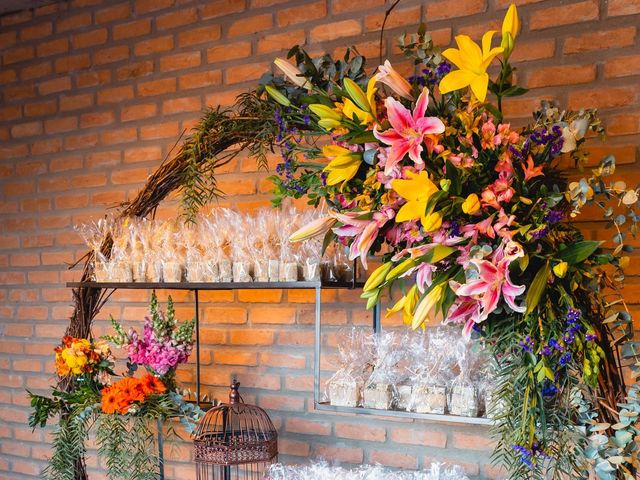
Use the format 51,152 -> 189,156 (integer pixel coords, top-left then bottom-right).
553,261 -> 568,278
362,262 -> 393,292
274,57 -> 311,89
264,85 -> 290,107
289,216 -> 336,242
501,4 -> 520,57
309,104 -> 343,130
343,78 -> 371,113
422,212 -> 443,233
462,193 -> 481,215
412,284 -> 444,329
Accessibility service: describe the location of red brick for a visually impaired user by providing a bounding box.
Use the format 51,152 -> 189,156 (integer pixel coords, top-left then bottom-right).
71,172 -> 107,188
564,27 -> 636,54
0,105 -> 21,121
121,103 -> 158,122
135,0 -> 175,14
530,0 -> 599,30
77,69 -> 111,88
229,329 -> 274,345
365,5 -> 421,30
225,62 -> 269,85
4,84 -> 36,101
604,54 -> 640,79
1,9 -> 32,26
0,68 -> 17,85
162,96 -> 202,114
31,138 -> 62,156
124,146 -> 162,163
56,12 -> 91,32
85,151 -> 121,169
390,427 -> 448,448
20,61 -> 53,81
213,351 -> 257,366
138,77 -> 176,97
159,51 -> 201,72
113,19 -> 151,40
0,30 -> 16,49
202,0 -> 245,19
257,29 -> 306,54
44,116 -> 78,134
55,193 -> 88,209
179,70 -> 222,90
4,46 -> 34,65
80,111 -> 115,129
94,45 -> 130,65
38,76 -> 71,96
11,121 -> 43,138
72,28 -> 108,49
207,42 -> 252,63
97,85 -> 134,104
310,20 -> 362,42
568,87 -> 637,110
370,450 -> 417,469
314,444 -> 363,463
286,417 -> 331,436
91,190 -> 126,206
100,127 -> 137,145
36,38 -> 68,57
117,60 -> 154,81
249,307 -> 296,324
178,24 -> 221,47
64,133 -> 99,151
55,53 -> 90,73
278,1 -> 326,27
336,422 -> 386,442
95,3 -> 131,23
607,113 -> 640,136
425,0 -> 486,21
134,35 -> 174,56
50,156 -> 82,172
21,22 -> 53,41
0,144 -> 29,160
511,39 -> 556,62
60,93 -> 94,112
156,7 -> 198,30
451,432 -> 494,450
139,121 -> 179,140
228,13 -> 272,37
608,0 -> 640,16
526,64 -> 596,88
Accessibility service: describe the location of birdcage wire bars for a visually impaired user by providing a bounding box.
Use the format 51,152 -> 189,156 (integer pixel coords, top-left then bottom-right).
194,382 -> 278,480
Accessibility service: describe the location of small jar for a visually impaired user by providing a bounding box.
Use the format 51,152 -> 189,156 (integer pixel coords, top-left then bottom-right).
163,261 -> 183,283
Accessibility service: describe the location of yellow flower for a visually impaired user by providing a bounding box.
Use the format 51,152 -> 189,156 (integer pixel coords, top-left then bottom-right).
439,31 -> 504,102
322,145 -> 362,186
340,99 -> 373,125
391,170 -> 440,225
422,212 -> 443,232
553,261 -> 568,278
362,262 -> 392,292
501,4 -> 520,57
412,283 -> 445,329
309,104 -> 342,131
461,193 -> 481,214
386,284 -> 419,326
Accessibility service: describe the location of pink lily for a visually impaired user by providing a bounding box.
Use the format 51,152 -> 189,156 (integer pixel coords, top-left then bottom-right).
374,88 -> 446,175
445,292 -> 481,339
451,256 -> 526,324
332,210 -> 392,269
375,60 -> 414,100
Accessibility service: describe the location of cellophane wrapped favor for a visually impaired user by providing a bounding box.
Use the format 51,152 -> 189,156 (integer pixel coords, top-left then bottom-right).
363,332 -> 405,410
326,328 -> 373,408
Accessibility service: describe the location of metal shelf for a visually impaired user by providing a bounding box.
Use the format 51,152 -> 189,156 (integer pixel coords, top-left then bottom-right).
66,280 -> 363,290
314,402 -> 493,426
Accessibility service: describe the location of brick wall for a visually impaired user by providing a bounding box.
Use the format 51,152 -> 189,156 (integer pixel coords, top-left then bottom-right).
0,0 -> 638,478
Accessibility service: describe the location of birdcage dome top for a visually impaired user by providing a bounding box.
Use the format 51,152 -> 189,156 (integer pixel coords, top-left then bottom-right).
193,382 -> 278,466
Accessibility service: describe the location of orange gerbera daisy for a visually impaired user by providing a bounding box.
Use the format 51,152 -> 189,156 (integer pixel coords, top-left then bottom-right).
117,377 -> 145,403
140,374 -> 166,395
100,387 -> 120,415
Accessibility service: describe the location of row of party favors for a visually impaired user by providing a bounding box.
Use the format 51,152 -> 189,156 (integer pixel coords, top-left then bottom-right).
325,327 -> 498,418
76,207 -> 355,284
264,462 -> 470,480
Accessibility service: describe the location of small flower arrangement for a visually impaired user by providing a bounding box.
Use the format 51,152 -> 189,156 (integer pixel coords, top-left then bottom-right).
29,294 -> 201,480
106,291 -> 195,385
54,335 -> 113,377
100,373 -> 166,415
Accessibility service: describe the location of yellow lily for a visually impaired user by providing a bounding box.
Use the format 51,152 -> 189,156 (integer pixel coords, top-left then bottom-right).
386,284 -> 419,326
501,4 -> 520,57
309,104 -> 343,131
439,31 -> 504,102
322,145 -> 362,186
412,283 -> 445,329
553,261 -> 568,278
390,170 -> 440,226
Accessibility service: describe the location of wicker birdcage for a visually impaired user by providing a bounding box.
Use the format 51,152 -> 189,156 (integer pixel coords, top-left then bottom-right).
194,381 -> 278,480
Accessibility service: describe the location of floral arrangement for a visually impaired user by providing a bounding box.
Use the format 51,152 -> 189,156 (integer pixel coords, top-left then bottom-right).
54,336 -> 113,378
107,292 -> 195,384
261,5 -> 640,479
29,295 -> 201,480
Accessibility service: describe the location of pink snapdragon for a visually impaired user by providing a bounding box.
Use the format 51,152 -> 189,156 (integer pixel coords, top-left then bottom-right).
124,315 -> 192,376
